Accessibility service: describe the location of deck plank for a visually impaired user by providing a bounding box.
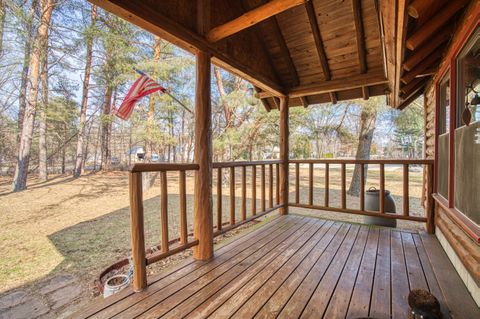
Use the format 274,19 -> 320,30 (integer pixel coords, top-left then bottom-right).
90,216 -> 297,319
80,215 -> 290,319
71,215 -> 479,319
402,231 -> 429,291
113,217 -> 309,318
163,219 -> 326,318
412,234 -> 451,319
345,227 -> 380,319
191,220 -> 335,319
390,230 -> 410,319
419,232 -> 480,319
276,224 -> 357,319
322,226 -> 369,319
369,228 -> 391,319
246,222 -> 343,319
301,225 -> 366,318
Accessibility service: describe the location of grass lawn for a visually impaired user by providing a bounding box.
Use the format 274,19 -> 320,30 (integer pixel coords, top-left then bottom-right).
0,164 -> 425,297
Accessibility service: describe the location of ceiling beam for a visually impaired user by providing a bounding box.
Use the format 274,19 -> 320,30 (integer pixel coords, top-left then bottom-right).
400,77 -> 427,96
407,0 -> 448,27
300,96 -> 309,108
401,49 -> 442,84
254,86 -> 272,112
406,0 -> 469,51
329,92 -> 338,104
403,24 -> 453,71
206,0 -> 305,42
398,84 -> 424,110
377,0 -> 397,106
288,71 -> 387,98
362,86 -> 369,100
352,0 -> 367,74
305,0 -> 331,80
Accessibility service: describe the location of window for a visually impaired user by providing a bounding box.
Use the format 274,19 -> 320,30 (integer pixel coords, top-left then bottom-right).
438,74 -> 450,134
454,27 -> 480,225
457,26 -> 480,126
437,73 -> 450,199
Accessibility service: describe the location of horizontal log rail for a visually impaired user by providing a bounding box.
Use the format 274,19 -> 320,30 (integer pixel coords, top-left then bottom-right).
288,159 -> 435,229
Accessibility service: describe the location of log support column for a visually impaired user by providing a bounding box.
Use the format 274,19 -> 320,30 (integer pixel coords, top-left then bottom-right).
279,96 -> 289,215
193,50 -> 214,260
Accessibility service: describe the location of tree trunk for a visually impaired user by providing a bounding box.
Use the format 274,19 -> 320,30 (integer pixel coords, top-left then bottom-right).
213,66 -> 231,128
146,36 -> 161,161
17,0 -> 38,140
348,103 -> 378,196
74,5 -> 97,178
101,85 -> 113,171
12,0 -> 54,192
0,0 -> 6,55
38,36 -> 49,182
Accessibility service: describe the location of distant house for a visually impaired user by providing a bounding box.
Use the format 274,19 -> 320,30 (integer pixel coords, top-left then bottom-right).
126,146 -> 145,163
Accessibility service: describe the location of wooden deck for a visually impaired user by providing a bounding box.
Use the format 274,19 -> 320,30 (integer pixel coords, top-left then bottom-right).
74,215 -> 479,319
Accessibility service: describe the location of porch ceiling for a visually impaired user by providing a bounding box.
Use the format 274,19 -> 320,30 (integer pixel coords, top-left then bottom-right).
89,0 -> 471,109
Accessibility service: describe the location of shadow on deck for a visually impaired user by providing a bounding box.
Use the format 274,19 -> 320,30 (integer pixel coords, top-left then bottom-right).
72,215 -> 479,319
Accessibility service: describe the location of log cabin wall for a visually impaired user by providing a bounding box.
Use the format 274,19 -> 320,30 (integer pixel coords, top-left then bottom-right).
422,0 -> 480,306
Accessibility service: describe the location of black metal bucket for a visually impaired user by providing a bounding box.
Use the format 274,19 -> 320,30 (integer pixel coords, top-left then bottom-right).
364,187 -> 397,227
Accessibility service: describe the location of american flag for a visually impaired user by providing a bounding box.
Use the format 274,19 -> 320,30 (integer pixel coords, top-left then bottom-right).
114,74 -> 166,120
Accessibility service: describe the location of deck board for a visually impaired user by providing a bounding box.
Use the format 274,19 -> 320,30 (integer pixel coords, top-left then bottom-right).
73,215 -> 479,319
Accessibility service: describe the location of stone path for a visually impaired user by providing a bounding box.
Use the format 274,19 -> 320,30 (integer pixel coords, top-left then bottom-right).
0,274 -> 88,319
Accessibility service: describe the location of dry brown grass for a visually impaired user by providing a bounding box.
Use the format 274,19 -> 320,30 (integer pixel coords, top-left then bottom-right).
0,164 -> 425,296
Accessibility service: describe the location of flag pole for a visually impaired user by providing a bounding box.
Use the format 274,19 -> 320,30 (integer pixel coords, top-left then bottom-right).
133,68 -> 193,114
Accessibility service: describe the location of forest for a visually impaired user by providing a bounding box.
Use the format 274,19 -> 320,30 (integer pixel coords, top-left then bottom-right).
0,0 -> 425,192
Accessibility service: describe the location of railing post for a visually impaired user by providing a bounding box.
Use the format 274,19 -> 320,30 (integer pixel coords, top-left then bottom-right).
403,164 -> 409,216
279,96 -> 289,215
179,170 -> 188,244
129,171 -> 147,291
324,163 -> 329,207
379,163 -> 385,214
160,171 -> 169,253
193,50 -> 213,260
230,166 -> 235,225
216,167 -> 222,231
426,163 -> 435,234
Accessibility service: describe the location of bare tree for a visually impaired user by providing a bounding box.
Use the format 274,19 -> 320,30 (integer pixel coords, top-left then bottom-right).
0,0 -> 6,55
213,66 -> 231,128
348,98 -> 379,196
74,4 -> 97,178
146,35 -> 160,161
12,0 -> 54,191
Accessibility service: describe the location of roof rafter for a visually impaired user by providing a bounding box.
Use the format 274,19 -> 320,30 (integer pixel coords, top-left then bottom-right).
206,0 -> 305,42
305,0 -> 331,81
352,0 -> 367,74
288,71 -> 387,98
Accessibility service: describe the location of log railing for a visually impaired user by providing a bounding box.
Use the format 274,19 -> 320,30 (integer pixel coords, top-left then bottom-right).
128,158 -> 434,291
128,163 -> 200,291
212,160 -> 283,236
128,160 -> 283,291
288,159 -> 435,230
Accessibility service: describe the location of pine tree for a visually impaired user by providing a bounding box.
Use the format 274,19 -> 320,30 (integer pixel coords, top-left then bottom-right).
12,0 -> 55,191
73,4 -> 97,177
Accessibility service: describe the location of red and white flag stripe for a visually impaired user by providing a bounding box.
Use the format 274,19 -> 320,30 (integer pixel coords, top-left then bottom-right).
114,75 -> 166,120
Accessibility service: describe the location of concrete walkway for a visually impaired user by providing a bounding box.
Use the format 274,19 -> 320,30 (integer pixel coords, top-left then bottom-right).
0,274 -> 88,319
